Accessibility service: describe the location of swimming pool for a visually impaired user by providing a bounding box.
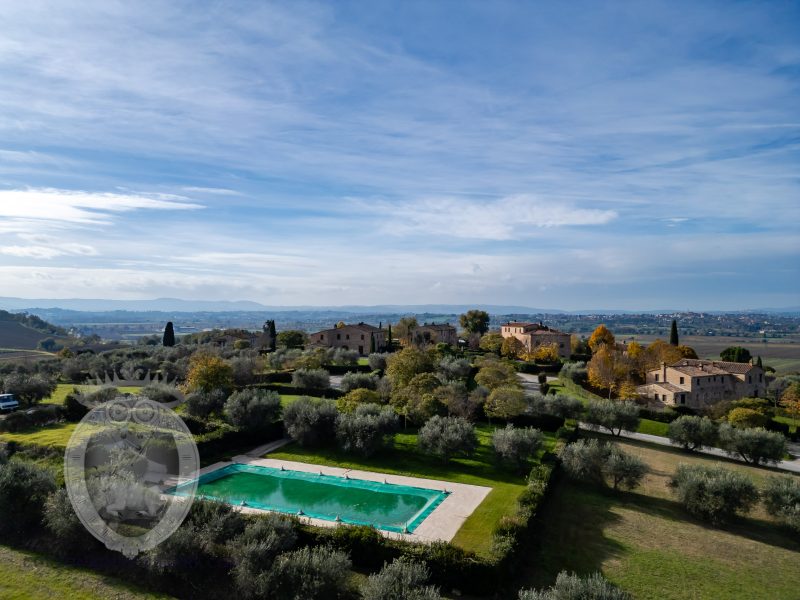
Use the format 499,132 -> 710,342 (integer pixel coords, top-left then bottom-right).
168,463 -> 449,533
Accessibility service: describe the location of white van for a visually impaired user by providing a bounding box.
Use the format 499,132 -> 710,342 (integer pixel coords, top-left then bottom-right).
0,394 -> 19,412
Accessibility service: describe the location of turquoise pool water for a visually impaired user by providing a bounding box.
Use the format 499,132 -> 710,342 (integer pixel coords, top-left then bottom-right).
168,464 -> 448,533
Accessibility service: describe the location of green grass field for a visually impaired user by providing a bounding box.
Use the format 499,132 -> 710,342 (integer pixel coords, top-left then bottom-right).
41,384 -> 148,405
518,437 -> 800,599
269,424 -> 556,557
0,544 -> 173,600
0,422 -> 78,449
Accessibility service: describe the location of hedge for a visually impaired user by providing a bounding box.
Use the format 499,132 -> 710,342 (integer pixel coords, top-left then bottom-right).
249,383 -> 343,399
194,421 -> 284,458
516,362 -> 562,375
510,413 -> 566,432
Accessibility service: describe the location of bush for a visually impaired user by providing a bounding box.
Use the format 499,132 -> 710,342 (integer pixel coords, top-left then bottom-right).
492,425 -> 543,471
268,546 -> 352,600
717,424 -> 786,465
669,464 -> 758,523
727,407 -> 768,429
418,416 -> 477,463
337,388 -> 382,413
228,514 -> 299,598
63,388 -> 90,422
528,393 -> 583,419
292,368 -> 330,389
336,403 -> 399,457
0,373 -> 56,405
362,557 -> 442,600
43,488 -> 99,555
559,362 -> 587,384
185,388 -> 227,419
340,371 -> 379,393
368,353 -> 391,371
485,386 -> 527,421
283,397 -> 338,447
437,356 -> 472,381
519,571 -> 631,600
561,439 -> 645,491
0,460 -> 56,538
585,400 -> 640,436
667,415 -> 718,451
224,388 -> 282,431
762,475 -> 800,533
141,382 -> 183,405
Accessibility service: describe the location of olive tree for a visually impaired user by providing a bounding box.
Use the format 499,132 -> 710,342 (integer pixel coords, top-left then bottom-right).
762,475 -> 800,533
283,398 -> 338,447
224,388 -> 282,431
560,439 -> 646,491
0,373 -> 56,405
667,416 -> 718,451
367,353 -> 391,371
717,424 -> 786,465
0,461 -> 56,538
485,385 -> 527,421
340,371 -> 379,393
335,403 -> 399,457
529,393 -> 584,419
418,415 -> 477,463
361,557 -> 442,600
585,400 -> 640,436
267,546 -> 352,600
669,464 -> 758,523
292,368 -> 330,389
492,425 -> 543,470
519,571 -> 631,600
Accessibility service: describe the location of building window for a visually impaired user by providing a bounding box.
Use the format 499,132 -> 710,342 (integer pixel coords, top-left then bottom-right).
680,394 -> 686,404
361,334 -> 364,340
759,373 -> 763,382
346,334 -> 350,340
655,374 -> 659,382
679,377 -> 684,384
337,334 -> 341,340
662,394 -> 666,401
748,375 -> 752,383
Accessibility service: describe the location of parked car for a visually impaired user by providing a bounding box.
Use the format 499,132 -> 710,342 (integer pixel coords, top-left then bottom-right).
0,394 -> 20,412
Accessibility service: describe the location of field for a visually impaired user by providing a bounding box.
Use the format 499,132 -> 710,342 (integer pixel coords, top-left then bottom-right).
518,437 -> 800,599
0,544 -> 173,600
41,383 -> 142,406
627,334 -> 800,374
0,320 -> 54,350
269,424 -> 556,557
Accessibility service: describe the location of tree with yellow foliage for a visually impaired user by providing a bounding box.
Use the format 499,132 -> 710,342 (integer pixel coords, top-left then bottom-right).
500,336 -> 525,359
588,324 -> 615,353
781,382 -> 800,426
185,352 -> 234,393
588,344 -> 628,399
642,339 -> 683,372
524,342 -> 560,363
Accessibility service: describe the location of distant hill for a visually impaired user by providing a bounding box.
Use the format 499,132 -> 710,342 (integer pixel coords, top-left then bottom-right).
0,310 -> 69,350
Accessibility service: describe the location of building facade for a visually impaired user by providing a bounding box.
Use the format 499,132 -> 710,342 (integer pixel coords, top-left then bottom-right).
637,358 -> 766,410
410,322 -> 458,346
308,323 -> 386,355
499,321 -> 571,359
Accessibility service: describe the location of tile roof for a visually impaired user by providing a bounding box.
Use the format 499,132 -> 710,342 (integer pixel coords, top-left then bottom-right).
639,382 -> 684,393
669,358 -> 754,376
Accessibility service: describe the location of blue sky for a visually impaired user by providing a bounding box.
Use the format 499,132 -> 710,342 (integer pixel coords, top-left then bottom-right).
0,1 -> 798,310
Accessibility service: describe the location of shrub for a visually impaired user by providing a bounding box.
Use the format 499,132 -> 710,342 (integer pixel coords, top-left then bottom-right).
0,460 -> 56,538
762,475 -> 800,533
224,388 -> 282,431
0,373 -> 56,405
231,355 -> 260,385
337,388 -> 382,412
362,557 -> 442,600
340,371 -> 379,393
485,386 -> 527,421
717,424 -> 786,465
267,546 -> 352,600
518,571 -> 631,600
437,356 -> 472,381
43,488 -> 98,555
585,400 -> 640,436
185,353 -> 234,394
559,362 -> 587,384
669,464 -> 758,523
492,425 -> 543,471
141,382 -> 184,405
667,415 -> 718,451
185,388 -> 227,419
333,348 -> 360,366
528,393 -> 583,419
292,368 -> 330,389
561,439 -> 645,491
63,388 -> 91,422
228,514 -> 298,598
336,403 -> 399,457
368,353 -> 391,371
418,416 -> 477,463
283,397 -> 338,447
727,407 -> 768,429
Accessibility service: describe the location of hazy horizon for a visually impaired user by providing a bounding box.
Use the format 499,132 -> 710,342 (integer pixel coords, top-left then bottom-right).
0,2 -> 798,309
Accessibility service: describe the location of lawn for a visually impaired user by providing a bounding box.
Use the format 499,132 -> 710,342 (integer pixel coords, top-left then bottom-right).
550,377 -> 604,403
517,437 -> 800,599
0,422 -> 77,449
636,418 -> 669,437
0,544 -> 174,600
42,383 -> 142,405
269,424 -> 557,557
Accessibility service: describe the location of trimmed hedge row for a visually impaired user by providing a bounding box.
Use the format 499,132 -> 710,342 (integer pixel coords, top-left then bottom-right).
249,383 -> 343,399
516,362 -> 563,375
194,421 -> 284,458
510,413 -> 566,432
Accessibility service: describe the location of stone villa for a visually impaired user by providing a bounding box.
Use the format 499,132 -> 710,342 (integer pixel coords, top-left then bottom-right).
499,321 -> 571,359
637,358 -> 766,410
308,323 -> 386,355
409,322 -> 458,346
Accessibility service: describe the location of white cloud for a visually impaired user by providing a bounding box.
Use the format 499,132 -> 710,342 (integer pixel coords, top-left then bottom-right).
357,194 -> 617,240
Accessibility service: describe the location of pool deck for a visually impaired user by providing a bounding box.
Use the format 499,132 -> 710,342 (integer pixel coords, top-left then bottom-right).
194,448 -> 491,544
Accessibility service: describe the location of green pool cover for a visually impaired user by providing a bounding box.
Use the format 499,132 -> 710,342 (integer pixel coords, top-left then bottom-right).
169,463 -> 449,533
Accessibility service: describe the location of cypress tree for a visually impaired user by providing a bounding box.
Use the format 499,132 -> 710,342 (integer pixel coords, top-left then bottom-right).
163,322 -> 175,347
756,356 -> 763,368
669,320 -> 679,346
267,320 -> 277,351
370,333 -> 376,354
387,323 -> 393,351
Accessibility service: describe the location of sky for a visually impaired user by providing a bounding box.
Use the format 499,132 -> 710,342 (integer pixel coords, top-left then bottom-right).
0,0 -> 798,311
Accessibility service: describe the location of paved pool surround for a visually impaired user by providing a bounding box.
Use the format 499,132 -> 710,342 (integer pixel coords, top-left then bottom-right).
190,453 -> 491,543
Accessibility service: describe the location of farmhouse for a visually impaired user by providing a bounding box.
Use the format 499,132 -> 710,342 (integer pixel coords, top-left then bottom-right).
499,321 -> 571,359
410,322 -> 458,346
637,358 -> 767,410
308,322 -> 386,355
